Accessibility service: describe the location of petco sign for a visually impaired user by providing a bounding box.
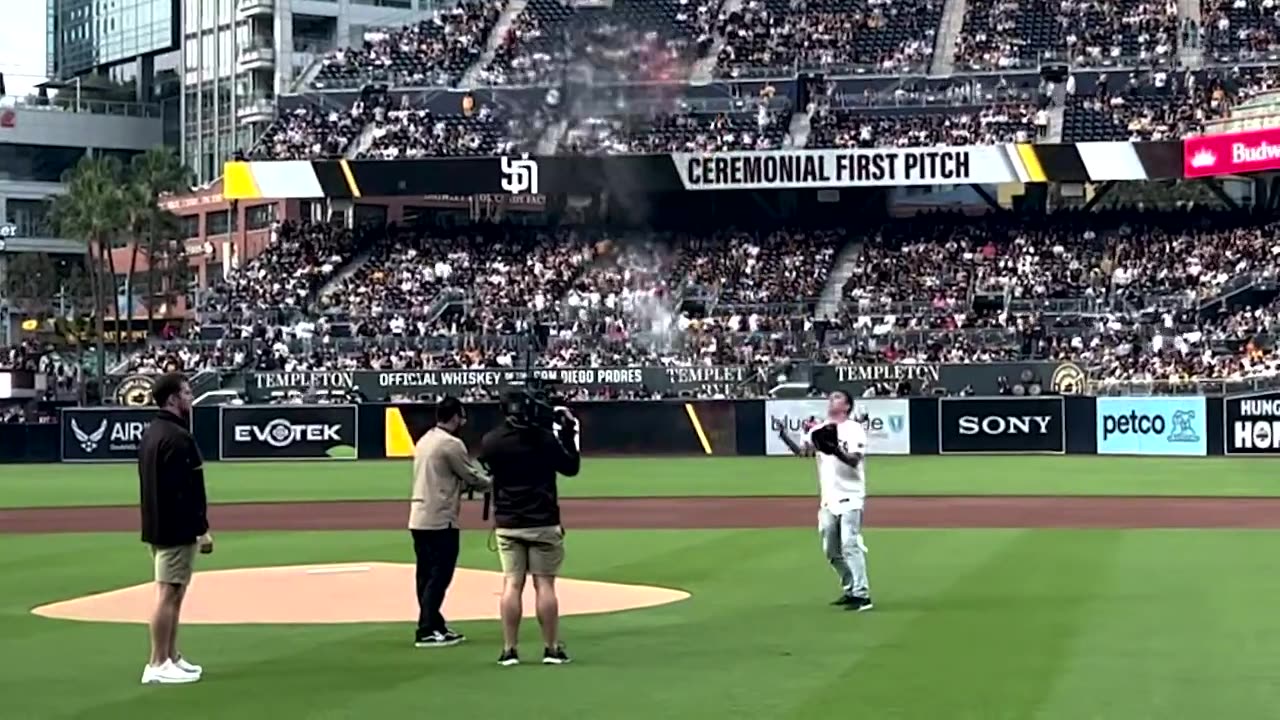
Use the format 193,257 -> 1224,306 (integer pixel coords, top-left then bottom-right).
1184,126 -> 1280,178
1096,396 -> 1207,456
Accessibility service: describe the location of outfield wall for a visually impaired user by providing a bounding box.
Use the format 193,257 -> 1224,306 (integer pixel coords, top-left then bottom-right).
9,392 -> 1279,463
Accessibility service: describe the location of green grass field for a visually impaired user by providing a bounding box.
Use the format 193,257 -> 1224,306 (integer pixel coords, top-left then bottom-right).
3,455 -> 1280,508
3,456 -> 1280,718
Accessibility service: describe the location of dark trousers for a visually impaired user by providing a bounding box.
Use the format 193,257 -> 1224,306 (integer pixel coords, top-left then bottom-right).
411,528 -> 460,636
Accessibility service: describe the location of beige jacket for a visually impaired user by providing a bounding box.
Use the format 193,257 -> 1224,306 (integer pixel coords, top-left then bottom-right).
408,427 -> 492,530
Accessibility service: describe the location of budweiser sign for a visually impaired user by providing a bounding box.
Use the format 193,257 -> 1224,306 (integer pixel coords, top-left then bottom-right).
1184,126 -> 1280,178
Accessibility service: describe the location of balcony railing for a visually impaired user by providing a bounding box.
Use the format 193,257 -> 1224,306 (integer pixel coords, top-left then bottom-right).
0,94 -> 161,118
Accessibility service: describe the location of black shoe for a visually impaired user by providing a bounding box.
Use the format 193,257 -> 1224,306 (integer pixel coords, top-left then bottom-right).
497,649 -> 520,667
442,629 -> 466,643
414,630 -> 463,648
543,645 -> 571,665
844,596 -> 874,612
831,595 -> 856,606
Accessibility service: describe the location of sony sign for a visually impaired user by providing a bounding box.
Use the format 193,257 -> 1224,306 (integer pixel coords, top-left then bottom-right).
957,415 -> 1053,436
1224,391 -> 1280,454
940,397 -> 1065,454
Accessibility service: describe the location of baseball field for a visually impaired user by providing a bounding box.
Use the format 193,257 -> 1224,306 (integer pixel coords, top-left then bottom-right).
3,455 -> 1280,719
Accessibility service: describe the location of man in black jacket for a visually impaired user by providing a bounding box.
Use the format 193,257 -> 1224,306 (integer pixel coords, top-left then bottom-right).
137,372 -> 211,685
477,394 -> 580,667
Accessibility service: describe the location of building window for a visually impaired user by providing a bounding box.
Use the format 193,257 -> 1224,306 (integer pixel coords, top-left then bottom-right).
5,199 -> 53,236
178,214 -> 200,238
245,203 -> 275,230
206,209 -> 230,235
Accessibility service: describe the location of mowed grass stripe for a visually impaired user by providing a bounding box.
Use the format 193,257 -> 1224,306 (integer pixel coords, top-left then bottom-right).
786,530 -> 1125,720
1041,531 -> 1280,720
8,456 -> 1280,509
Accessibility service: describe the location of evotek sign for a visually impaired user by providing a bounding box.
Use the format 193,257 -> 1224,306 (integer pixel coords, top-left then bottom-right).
60,408 -> 166,462
220,405 -> 358,460
1096,397 -> 1206,456
764,398 -> 911,456
1224,391 -> 1280,454
939,397 -> 1065,454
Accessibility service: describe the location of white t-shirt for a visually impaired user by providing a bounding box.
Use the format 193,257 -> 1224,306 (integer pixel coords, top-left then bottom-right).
807,419 -> 868,513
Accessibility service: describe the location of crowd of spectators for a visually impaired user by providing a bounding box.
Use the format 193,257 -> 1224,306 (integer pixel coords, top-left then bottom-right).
249,99 -> 382,160
205,220 -> 362,322
560,102 -> 790,153
311,0 -> 505,88
715,0 -> 941,78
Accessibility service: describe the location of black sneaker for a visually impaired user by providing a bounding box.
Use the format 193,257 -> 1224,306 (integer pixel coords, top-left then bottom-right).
830,595 -> 856,606
543,645 -> 571,665
414,630 -> 463,648
497,649 -> 520,667
442,629 -> 466,643
844,596 -> 874,612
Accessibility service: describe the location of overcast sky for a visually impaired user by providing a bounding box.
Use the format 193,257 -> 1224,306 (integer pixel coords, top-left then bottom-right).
0,4 -> 48,97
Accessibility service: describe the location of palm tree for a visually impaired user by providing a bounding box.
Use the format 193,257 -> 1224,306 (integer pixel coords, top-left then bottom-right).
50,155 -> 129,400
124,147 -> 194,334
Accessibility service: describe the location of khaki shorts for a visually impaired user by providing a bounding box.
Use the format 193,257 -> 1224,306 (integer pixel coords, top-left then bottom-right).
495,526 -> 565,577
150,543 -> 197,585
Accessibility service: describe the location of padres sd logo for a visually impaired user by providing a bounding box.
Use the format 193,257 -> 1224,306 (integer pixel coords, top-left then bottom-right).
116,374 -> 157,406
1050,363 -> 1085,395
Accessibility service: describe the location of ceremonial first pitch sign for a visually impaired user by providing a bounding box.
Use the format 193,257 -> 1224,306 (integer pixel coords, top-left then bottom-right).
672,147 -> 1020,189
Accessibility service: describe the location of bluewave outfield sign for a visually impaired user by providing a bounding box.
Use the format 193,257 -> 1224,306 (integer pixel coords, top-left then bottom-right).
763,398 -> 911,456
245,366 -> 754,401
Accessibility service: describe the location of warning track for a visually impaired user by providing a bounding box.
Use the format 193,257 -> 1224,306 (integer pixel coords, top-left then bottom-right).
3,496 -> 1280,533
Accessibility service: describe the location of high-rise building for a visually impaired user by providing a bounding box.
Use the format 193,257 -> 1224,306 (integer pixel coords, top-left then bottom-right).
180,0 -> 434,183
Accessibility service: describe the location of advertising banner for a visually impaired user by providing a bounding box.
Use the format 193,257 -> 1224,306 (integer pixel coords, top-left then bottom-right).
938,397 -> 1065,454
1223,390 -> 1280,455
1184,126 -> 1280,178
245,366 -> 754,402
764,398 -> 911,456
222,142 -> 1181,200
1096,396 -> 1207,456
60,407 -> 164,463
219,405 -> 358,461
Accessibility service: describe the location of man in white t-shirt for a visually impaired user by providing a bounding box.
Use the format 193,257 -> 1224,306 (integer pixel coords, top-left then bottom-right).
775,391 -> 873,611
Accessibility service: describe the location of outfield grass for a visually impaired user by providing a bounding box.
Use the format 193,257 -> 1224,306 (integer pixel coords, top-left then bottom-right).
2,456 -> 1280,508
4,528 -> 1279,719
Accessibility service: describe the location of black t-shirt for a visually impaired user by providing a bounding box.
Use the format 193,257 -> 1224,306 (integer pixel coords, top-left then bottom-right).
137,410 -> 209,546
478,420 -> 580,529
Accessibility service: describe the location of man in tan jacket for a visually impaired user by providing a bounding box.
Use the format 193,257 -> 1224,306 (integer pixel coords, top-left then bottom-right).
409,397 -> 491,648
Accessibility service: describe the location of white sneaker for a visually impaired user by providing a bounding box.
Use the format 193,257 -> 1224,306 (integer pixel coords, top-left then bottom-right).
173,656 -> 202,674
141,660 -> 201,685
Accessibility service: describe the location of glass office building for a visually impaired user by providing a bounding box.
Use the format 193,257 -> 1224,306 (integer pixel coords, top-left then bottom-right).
48,0 -> 180,79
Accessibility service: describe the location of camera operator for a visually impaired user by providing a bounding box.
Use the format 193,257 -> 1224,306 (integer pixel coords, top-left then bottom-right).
477,390 -> 580,667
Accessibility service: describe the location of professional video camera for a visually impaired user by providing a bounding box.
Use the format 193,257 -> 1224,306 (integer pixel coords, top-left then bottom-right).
504,377 -> 573,432
503,323 -> 576,433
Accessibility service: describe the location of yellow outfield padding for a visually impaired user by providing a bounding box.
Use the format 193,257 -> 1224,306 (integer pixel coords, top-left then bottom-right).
384,407 -> 415,458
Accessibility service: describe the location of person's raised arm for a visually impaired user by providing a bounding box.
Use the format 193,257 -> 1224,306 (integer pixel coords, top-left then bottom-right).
774,418 -> 814,457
